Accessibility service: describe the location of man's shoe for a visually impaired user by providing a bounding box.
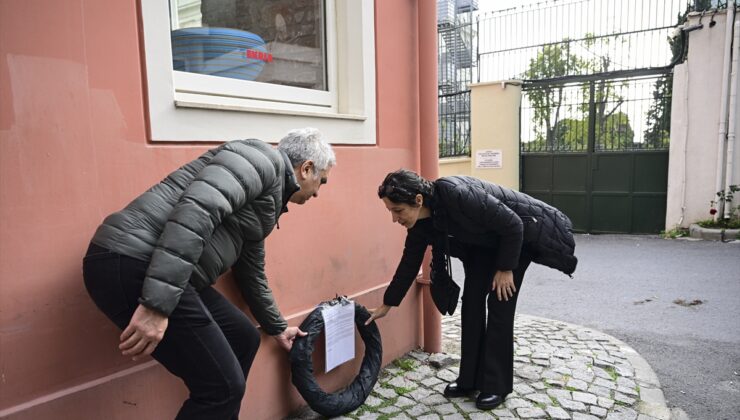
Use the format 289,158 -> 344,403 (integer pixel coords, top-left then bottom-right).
443,382 -> 472,398
475,393 -> 504,410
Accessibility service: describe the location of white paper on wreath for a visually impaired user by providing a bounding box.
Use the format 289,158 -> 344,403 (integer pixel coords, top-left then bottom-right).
321,300 -> 355,372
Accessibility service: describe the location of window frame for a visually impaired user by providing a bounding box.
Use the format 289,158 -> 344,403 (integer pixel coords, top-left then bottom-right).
140,0 -> 376,144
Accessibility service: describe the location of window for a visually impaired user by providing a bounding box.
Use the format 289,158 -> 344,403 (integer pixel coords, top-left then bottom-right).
170,0 -> 331,105
141,0 -> 376,144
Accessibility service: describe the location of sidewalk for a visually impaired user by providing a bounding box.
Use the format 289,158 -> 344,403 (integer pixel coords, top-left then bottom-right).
289,311 -> 671,420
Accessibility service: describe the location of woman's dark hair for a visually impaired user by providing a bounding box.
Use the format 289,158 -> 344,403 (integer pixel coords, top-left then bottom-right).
377,169 -> 434,207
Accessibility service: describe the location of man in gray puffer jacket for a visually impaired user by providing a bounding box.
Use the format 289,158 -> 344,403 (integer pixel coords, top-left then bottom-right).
82,128 -> 335,419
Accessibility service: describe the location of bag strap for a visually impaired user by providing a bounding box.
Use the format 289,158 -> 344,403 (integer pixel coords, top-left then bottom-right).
431,205 -> 453,282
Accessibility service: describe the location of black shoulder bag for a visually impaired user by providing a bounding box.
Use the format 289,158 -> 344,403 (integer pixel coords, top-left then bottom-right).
429,208 -> 460,316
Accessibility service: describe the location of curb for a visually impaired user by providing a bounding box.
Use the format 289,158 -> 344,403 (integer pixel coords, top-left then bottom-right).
689,223 -> 740,241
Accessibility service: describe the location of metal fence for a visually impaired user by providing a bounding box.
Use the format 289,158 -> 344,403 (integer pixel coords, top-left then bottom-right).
477,0 -> 692,83
437,0 -> 723,158
438,8 -> 476,158
439,90 -> 471,157
521,75 -> 672,152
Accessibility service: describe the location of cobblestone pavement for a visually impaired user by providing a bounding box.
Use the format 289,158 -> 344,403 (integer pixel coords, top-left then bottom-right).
288,313 -> 671,420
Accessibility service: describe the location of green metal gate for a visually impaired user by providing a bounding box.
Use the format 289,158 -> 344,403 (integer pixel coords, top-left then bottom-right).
521,75 -> 671,234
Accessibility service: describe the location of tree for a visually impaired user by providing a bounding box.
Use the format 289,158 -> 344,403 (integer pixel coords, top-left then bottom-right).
523,35 -> 633,151
553,118 -> 587,151
523,42 -> 585,149
598,112 -> 635,149
553,112 -> 634,151
579,34 -> 631,149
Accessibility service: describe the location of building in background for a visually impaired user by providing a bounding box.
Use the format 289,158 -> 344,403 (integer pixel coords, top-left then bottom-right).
437,0 -> 477,158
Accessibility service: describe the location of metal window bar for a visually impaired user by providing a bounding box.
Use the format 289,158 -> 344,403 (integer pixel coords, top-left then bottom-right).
439,90 -> 471,157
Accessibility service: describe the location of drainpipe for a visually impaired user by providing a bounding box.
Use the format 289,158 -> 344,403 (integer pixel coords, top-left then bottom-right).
679,61 -> 691,226
418,0 -> 442,353
725,19 -> 740,219
715,2 -> 736,219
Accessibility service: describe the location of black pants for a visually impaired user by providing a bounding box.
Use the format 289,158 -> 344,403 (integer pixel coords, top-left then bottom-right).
456,246 -> 531,396
82,244 -> 261,420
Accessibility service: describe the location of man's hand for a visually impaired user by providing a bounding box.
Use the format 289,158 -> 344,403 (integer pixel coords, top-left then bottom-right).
273,326 -> 307,352
492,270 -> 516,301
120,304 -> 169,361
365,304 -> 391,325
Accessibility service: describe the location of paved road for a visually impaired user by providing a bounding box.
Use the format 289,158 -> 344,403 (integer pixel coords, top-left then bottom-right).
451,234 -> 740,420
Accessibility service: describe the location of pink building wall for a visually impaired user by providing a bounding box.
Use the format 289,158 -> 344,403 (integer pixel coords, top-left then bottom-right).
0,0 -> 437,418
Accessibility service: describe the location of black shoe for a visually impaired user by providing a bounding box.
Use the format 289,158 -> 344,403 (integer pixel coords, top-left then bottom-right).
475,393 -> 504,410
443,382 -> 472,398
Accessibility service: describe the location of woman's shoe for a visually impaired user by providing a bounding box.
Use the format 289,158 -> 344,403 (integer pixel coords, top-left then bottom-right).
443,382 -> 472,398
475,393 -> 504,410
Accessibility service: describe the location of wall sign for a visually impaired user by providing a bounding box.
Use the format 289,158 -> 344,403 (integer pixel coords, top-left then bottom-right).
475,149 -> 503,169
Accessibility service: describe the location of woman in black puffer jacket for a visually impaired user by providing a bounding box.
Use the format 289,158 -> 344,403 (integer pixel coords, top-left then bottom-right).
366,169 -> 577,410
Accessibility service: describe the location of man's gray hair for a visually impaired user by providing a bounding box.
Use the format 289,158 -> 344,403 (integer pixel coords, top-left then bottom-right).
278,127 -> 336,172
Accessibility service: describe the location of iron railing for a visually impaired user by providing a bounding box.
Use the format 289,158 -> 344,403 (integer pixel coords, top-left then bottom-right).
438,6 -> 476,158
521,75 -> 672,152
439,90 -> 471,157
438,0 -> 722,158
477,0 -> 690,83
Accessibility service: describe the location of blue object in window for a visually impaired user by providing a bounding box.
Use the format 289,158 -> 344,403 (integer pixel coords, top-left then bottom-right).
171,27 -> 269,81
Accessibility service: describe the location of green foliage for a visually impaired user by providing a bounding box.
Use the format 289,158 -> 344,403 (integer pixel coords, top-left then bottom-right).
643,75 -> 672,148
393,358 -> 417,371
596,112 -> 635,149
390,385 -> 414,395
554,117 -> 588,150
707,185 -> 740,228
697,218 -> 740,229
530,111 -> 634,151
662,226 -> 689,239
604,366 -> 619,380
523,35 -> 634,151
523,42 -> 585,80
524,42 -> 588,149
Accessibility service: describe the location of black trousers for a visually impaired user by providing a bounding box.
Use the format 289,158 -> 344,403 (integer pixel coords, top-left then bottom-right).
456,246 -> 531,395
82,244 -> 261,420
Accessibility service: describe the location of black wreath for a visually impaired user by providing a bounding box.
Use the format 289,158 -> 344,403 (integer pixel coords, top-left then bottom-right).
289,302 -> 382,418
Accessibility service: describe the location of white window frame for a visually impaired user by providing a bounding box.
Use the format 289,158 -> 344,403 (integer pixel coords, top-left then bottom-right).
140,0 -> 376,144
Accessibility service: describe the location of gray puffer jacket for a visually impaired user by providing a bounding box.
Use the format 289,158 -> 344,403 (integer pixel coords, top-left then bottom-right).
91,139 -> 298,335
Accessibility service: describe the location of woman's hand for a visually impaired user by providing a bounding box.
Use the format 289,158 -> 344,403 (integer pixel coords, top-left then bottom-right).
492,270 -> 516,301
273,326 -> 308,352
120,304 -> 169,361
365,304 -> 391,325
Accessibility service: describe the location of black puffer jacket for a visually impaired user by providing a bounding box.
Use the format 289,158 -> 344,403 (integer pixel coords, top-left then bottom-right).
90,139 -> 298,335
384,176 -> 577,307
434,176 -> 577,274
